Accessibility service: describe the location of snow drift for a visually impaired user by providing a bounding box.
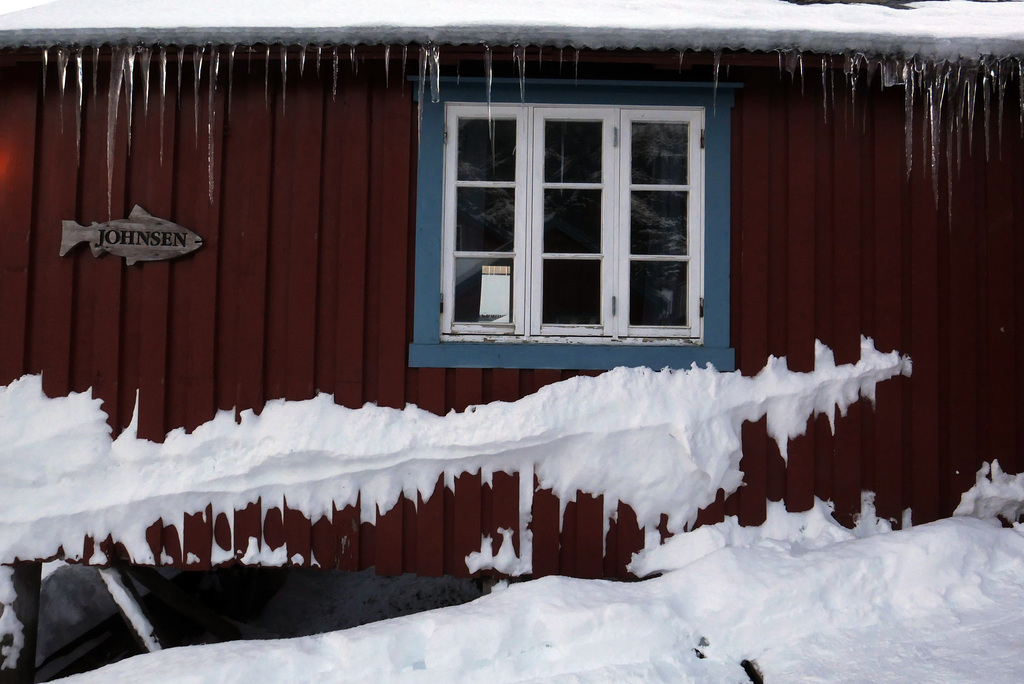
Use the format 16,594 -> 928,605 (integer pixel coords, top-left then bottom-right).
44,505 -> 1024,683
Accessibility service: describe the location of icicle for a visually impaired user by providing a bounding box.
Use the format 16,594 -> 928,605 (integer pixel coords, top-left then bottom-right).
712,50 -> 722,111
92,46 -> 100,100
982,61 -> 992,161
537,46 -> 543,68
784,49 -> 799,82
928,72 -> 941,205
316,45 -> 322,76
227,45 -> 236,121
919,66 -> 929,179
996,59 -> 1008,151
954,66 -> 967,174
844,53 -> 859,122
208,49 -> 219,204
821,56 -> 829,124
280,45 -> 288,115
965,67 -> 977,151
159,46 -> 167,166
937,64 -> 950,180
332,46 -> 339,100
830,53 -> 837,114
946,95 -> 955,223
402,45 -> 408,82
384,44 -> 390,87
864,56 -> 877,94
678,49 -> 685,73
798,53 -> 805,96
74,48 -> 83,163
513,44 -> 526,101
417,46 -> 427,143
558,48 -> 564,75
428,43 -> 441,103
573,48 -> 580,82
350,46 -> 358,75
57,47 -> 69,132
880,57 -> 894,89
904,61 -> 914,178
1019,59 -> 1024,139
106,47 -> 127,219
139,47 -> 152,117
41,46 -> 48,96
264,44 -> 271,109
124,49 -> 135,154
193,45 -> 204,144
177,47 -> 184,108
299,45 -> 306,79
484,45 -> 493,125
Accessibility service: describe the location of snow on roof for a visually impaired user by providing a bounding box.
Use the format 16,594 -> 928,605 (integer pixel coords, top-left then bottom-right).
0,0 -> 1023,60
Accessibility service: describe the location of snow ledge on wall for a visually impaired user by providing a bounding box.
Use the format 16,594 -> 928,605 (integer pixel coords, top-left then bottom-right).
0,336 -> 910,573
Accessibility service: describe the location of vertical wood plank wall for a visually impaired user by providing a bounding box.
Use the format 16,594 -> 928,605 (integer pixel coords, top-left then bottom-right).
0,50 -> 1021,577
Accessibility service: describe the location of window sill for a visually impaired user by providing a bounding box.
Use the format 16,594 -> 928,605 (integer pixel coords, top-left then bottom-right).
408,342 -> 735,370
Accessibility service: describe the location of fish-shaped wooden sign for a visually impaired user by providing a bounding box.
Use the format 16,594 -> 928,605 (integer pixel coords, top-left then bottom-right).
59,206 -> 204,266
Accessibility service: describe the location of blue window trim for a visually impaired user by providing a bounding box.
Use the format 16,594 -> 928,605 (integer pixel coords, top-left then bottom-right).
409,77 -> 737,371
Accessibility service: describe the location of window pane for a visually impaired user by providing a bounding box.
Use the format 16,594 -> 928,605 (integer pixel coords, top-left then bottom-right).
630,261 -> 687,327
630,190 -> 688,256
542,259 -> 601,325
631,122 -> 688,186
544,120 -> 602,183
543,189 -> 602,254
453,258 -> 514,324
457,119 -> 517,181
456,187 -> 515,252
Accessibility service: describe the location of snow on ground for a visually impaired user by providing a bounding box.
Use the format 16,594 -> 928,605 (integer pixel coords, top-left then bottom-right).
0,0 -> 1022,59
50,498 -> 1024,683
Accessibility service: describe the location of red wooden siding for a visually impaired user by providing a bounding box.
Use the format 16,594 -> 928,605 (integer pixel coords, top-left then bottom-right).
729,61 -> 1024,527
0,49 -> 1022,577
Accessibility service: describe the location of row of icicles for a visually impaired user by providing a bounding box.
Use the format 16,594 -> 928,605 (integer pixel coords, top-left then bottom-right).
29,43 -> 1024,216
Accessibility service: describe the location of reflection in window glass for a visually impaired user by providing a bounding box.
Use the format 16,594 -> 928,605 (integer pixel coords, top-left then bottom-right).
544,120 -> 603,183
543,189 -> 602,254
630,191 -> 687,256
457,119 -> 517,181
631,122 -> 688,186
630,261 -> 687,326
456,187 -> 516,252
453,258 -> 514,324
543,259 -> 601,325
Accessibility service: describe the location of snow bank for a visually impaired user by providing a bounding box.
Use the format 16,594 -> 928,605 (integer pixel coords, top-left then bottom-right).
1,0 -> 1023,60
52,510 -> 1024,683
629,498 -> 861,577
0,337 -> 910,571
0,567 -> 23,671
954,460 -> 1024,523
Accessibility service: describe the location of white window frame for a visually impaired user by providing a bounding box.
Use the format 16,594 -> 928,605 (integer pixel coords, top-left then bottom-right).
440,102 -> 704,344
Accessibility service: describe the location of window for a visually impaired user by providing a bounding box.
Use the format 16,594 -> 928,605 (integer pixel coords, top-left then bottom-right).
411,79 -> 735,370
444,104 -> 703,342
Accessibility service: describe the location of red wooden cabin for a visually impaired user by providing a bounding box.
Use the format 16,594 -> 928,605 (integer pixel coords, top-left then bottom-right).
1,0 -> 1023,677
